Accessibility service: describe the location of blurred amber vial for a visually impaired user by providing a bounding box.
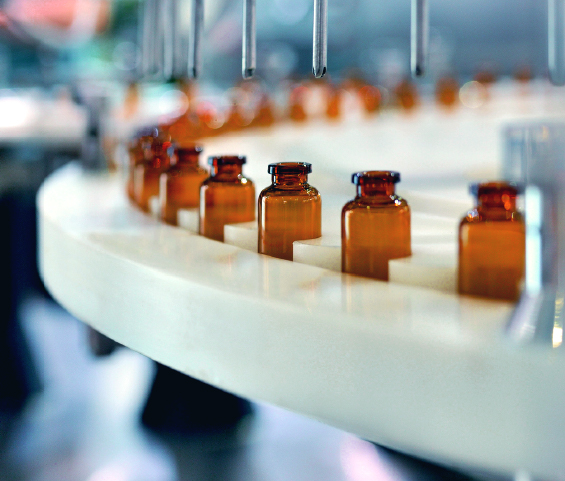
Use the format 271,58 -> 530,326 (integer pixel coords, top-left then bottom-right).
435,77 -> 459,108
253,93 -> 275,127
394,79 -> 419,111
224,101 -> 250,132
127,126 -> 156,201
159,145 -> 207,225
325,87 -> 341,120
258,162 -> 321,261
161,111 -> 203,146
288,85 -> 307,122
133,129 -> 173,212
514,65 -> 533,83
359,85 -> 381,114
458,182 -> 525,301
199,156 -> 255,242
342,171 -> 411,281
473,70 -> 497,86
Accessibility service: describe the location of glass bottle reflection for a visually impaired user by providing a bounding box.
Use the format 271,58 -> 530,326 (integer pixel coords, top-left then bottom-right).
342,171 -> 411,281
458,182 -> 525,301
258,163 -> 322,261
199,156 -> 255,242
160,145 -> 207,225
134,129 -> 173,212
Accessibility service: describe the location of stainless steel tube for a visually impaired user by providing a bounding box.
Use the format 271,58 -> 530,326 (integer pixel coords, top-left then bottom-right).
172,0 -> 186,79
242,0 -> 256,79
411,0 -> 429,77
140,0 -> 158,78
189,0 -> 204,79
312,0 -> 328,78
161,0 -> 175,81
548,0 -> 565,85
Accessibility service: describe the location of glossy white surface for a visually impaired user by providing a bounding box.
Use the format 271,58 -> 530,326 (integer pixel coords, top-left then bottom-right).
39,164 -> 565,479
178,208 -> 199,233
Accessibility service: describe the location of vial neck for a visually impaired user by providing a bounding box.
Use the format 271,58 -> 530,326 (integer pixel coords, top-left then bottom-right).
176,151 -> 200,166
357,181 -> 396,198
272,172 -> 308,187
212,164 -> 243,179
150,142 -> 172,170
477,192 -> 517,215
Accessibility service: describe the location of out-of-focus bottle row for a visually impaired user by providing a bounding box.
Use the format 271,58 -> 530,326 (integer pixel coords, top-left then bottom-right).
116,68 -> 530,147
127,119 -> 525,302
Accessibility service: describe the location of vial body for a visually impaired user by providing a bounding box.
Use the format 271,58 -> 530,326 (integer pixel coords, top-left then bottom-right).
253,93 -> 275,127
133,129 -> 173,212
325,87 -> 341,120
342,171 -> 411,281
199,156 -> 255,242
160,145 -> 207,225
395,79 -> 419,111
161,112 -> 202,147
435,77 -> 459,108
359,85 -> 381,114
127,127 -> 156,201
289,85 -> 307,122
258,163 -> 322,261
458,182 -> 525,301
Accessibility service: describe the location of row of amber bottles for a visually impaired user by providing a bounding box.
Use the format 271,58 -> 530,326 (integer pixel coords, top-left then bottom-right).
129,131 -> 524,301
157,75 -> 457,146
341,174 -> 525,300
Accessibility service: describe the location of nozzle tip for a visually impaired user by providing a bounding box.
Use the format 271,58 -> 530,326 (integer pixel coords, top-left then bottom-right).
312,66 -> 327,78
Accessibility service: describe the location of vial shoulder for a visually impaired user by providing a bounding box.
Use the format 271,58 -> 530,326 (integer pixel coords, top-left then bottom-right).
259,183 -> 320,199
343,195 -> 410,211
460,208 -> 525,225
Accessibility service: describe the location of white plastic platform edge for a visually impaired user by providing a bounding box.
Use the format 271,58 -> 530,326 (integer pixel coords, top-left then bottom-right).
38,165 -> 565,480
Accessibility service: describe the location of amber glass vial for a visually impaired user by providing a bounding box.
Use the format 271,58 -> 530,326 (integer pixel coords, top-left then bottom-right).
342,171 -> 411,281
435,76 -> 459,108
288,85 -> 307,122
258,163 -> 322,261
359,85 -> 381,114
133,130 -> 173,211
253,93 -> 275,127
199,156 -> 255,241
159,145 -> 207,225
395,79 -> 419,111
458,182 -> 525,301
126,127 -> 155,201
325,87 -> 341,120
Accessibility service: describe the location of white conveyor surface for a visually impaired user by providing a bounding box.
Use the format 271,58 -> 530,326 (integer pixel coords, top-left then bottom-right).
38,164 -> 565,479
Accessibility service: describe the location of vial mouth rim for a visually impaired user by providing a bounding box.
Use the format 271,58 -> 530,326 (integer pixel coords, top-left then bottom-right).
208,155 -> 246,166
268,162 -> 312,175
470,181 -> 524,196
352,171 -> 400,185
177,144 -> 203,154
